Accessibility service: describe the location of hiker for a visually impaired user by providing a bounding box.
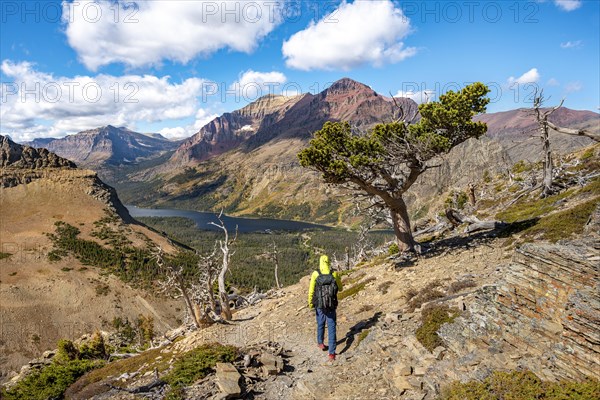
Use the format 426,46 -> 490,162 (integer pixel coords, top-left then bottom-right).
308,255 -> 343,361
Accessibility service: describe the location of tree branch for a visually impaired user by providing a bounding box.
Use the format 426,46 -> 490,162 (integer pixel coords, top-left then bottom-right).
546,120 -> 600,142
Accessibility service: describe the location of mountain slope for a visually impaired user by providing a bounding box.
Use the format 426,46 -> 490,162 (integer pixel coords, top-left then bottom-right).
475,107 -> 598,162
26,125 -> 180,167
62,78 -> 599,226
0,136 -> 179,380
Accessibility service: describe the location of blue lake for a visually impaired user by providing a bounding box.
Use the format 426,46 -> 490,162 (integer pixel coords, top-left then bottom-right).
126,206 -> 331,233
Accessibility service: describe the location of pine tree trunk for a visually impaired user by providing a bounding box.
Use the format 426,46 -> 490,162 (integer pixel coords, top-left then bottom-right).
389,197 -> 415,252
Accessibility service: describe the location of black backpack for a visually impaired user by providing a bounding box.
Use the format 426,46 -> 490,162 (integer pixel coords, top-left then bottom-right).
313,271 -> 338,310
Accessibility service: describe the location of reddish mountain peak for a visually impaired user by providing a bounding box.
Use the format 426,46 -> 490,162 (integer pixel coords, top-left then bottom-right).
324,78 -> 375,97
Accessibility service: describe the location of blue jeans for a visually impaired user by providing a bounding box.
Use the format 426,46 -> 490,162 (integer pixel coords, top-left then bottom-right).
316,308 -> 337,355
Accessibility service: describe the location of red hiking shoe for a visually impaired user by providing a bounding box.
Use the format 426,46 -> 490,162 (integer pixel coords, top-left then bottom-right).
328,353 -> 336,361
318,344 -> 326,351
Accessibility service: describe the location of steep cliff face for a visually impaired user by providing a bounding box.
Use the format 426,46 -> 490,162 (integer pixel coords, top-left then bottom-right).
170,94 -> 305,165
438,239 -> 600,382
1,135 -> 76,169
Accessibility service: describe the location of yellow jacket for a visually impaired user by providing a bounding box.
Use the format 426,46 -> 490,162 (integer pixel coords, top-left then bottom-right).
308,255 -> 343,309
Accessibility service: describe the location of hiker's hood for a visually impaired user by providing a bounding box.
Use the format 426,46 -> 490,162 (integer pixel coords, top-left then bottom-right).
319,255 -> 331,274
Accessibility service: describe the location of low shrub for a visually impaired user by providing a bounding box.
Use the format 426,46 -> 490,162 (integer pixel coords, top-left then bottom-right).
415,305 -> 459,352
447,279 -> 477,294
440,370 -> 600,400
164,344 -> 238,388
407,280 -> 445,312
338,277 -> 376,301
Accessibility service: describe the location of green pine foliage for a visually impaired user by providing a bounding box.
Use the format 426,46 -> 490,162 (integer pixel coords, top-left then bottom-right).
46,220 -> 160,286
164,344 -> 238,388
1,338 -> 106,400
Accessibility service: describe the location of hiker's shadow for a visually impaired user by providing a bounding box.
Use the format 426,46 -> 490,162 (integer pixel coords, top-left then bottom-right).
337,312 -> 382,355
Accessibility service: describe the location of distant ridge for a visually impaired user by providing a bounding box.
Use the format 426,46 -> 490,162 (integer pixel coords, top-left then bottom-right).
25,125 -> 180,168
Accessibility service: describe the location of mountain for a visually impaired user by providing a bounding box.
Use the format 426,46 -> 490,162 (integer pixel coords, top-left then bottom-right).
170,78 -> 417,166
25,125 -> 181,182
475,107 -> 599,162
0,136 -> 180,379
170,94 -> 305,165
39,78 -> 598,225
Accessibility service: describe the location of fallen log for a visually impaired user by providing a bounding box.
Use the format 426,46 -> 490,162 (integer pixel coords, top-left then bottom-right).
464,220 -> 507,233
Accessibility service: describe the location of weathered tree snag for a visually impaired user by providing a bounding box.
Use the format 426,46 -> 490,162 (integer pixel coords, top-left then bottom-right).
464,220 -> 507,233
209,212 -> 236,321
468,182 -> 477,205
546,120 -> 600,142
445,208 -> 505,233
445,208 -> 464,227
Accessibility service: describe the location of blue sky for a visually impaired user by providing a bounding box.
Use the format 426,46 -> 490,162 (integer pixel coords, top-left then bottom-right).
1,0 -> 598,141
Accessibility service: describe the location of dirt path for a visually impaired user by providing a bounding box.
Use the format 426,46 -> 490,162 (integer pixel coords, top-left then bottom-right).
173,237 -> 509,399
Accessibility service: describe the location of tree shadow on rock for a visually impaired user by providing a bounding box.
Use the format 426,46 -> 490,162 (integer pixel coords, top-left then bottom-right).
337,312 -> 382,355
398,218 -> 540,265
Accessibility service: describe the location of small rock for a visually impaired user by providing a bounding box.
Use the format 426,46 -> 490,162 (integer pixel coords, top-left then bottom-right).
413,366 -> 427,376
432,346 -> 446,360
395,365 -> 412,376
260,353 -> 283,376
279,375 -> 293,387
215,362 -> 242,399
385,311 -> 402,324
408,377 -> 423,389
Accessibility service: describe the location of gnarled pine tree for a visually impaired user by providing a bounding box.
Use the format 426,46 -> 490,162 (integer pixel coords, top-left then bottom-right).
298,83 -> 490,252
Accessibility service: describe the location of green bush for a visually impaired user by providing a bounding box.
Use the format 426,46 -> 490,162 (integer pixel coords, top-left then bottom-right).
415,305 -> 459,352
444,190 -> 469,210
440,370 -> 600,400
55,339 -> 79,364
164,344 -> 238,388
338,277 -> 376,301
388,243 -> 399,255
79,332 -> 107,360
1,359 -> 104,400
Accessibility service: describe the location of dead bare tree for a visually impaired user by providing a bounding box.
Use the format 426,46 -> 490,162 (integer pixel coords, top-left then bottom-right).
532,90 -> 599,197
189,247 -> 220,324
546,120 -> 600,142
268,242 -> 281,289
154,247 -> 201,329
533,90 -> 562,197
467,182 -> 477,205
208,211 -> 237,321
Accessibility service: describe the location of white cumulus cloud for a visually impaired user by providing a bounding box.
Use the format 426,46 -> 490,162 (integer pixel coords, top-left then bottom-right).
159,109 -> 220,140
508,68 -> 540,85
62,0 -> 282,70
554,0 -> 582,11
282,0 -> 416,71
229,70 -> 287,100
0,60 -> 206,142
395,89 -> 435,104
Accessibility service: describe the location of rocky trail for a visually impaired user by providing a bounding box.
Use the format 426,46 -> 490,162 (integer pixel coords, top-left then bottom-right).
165,234 -> 509,399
